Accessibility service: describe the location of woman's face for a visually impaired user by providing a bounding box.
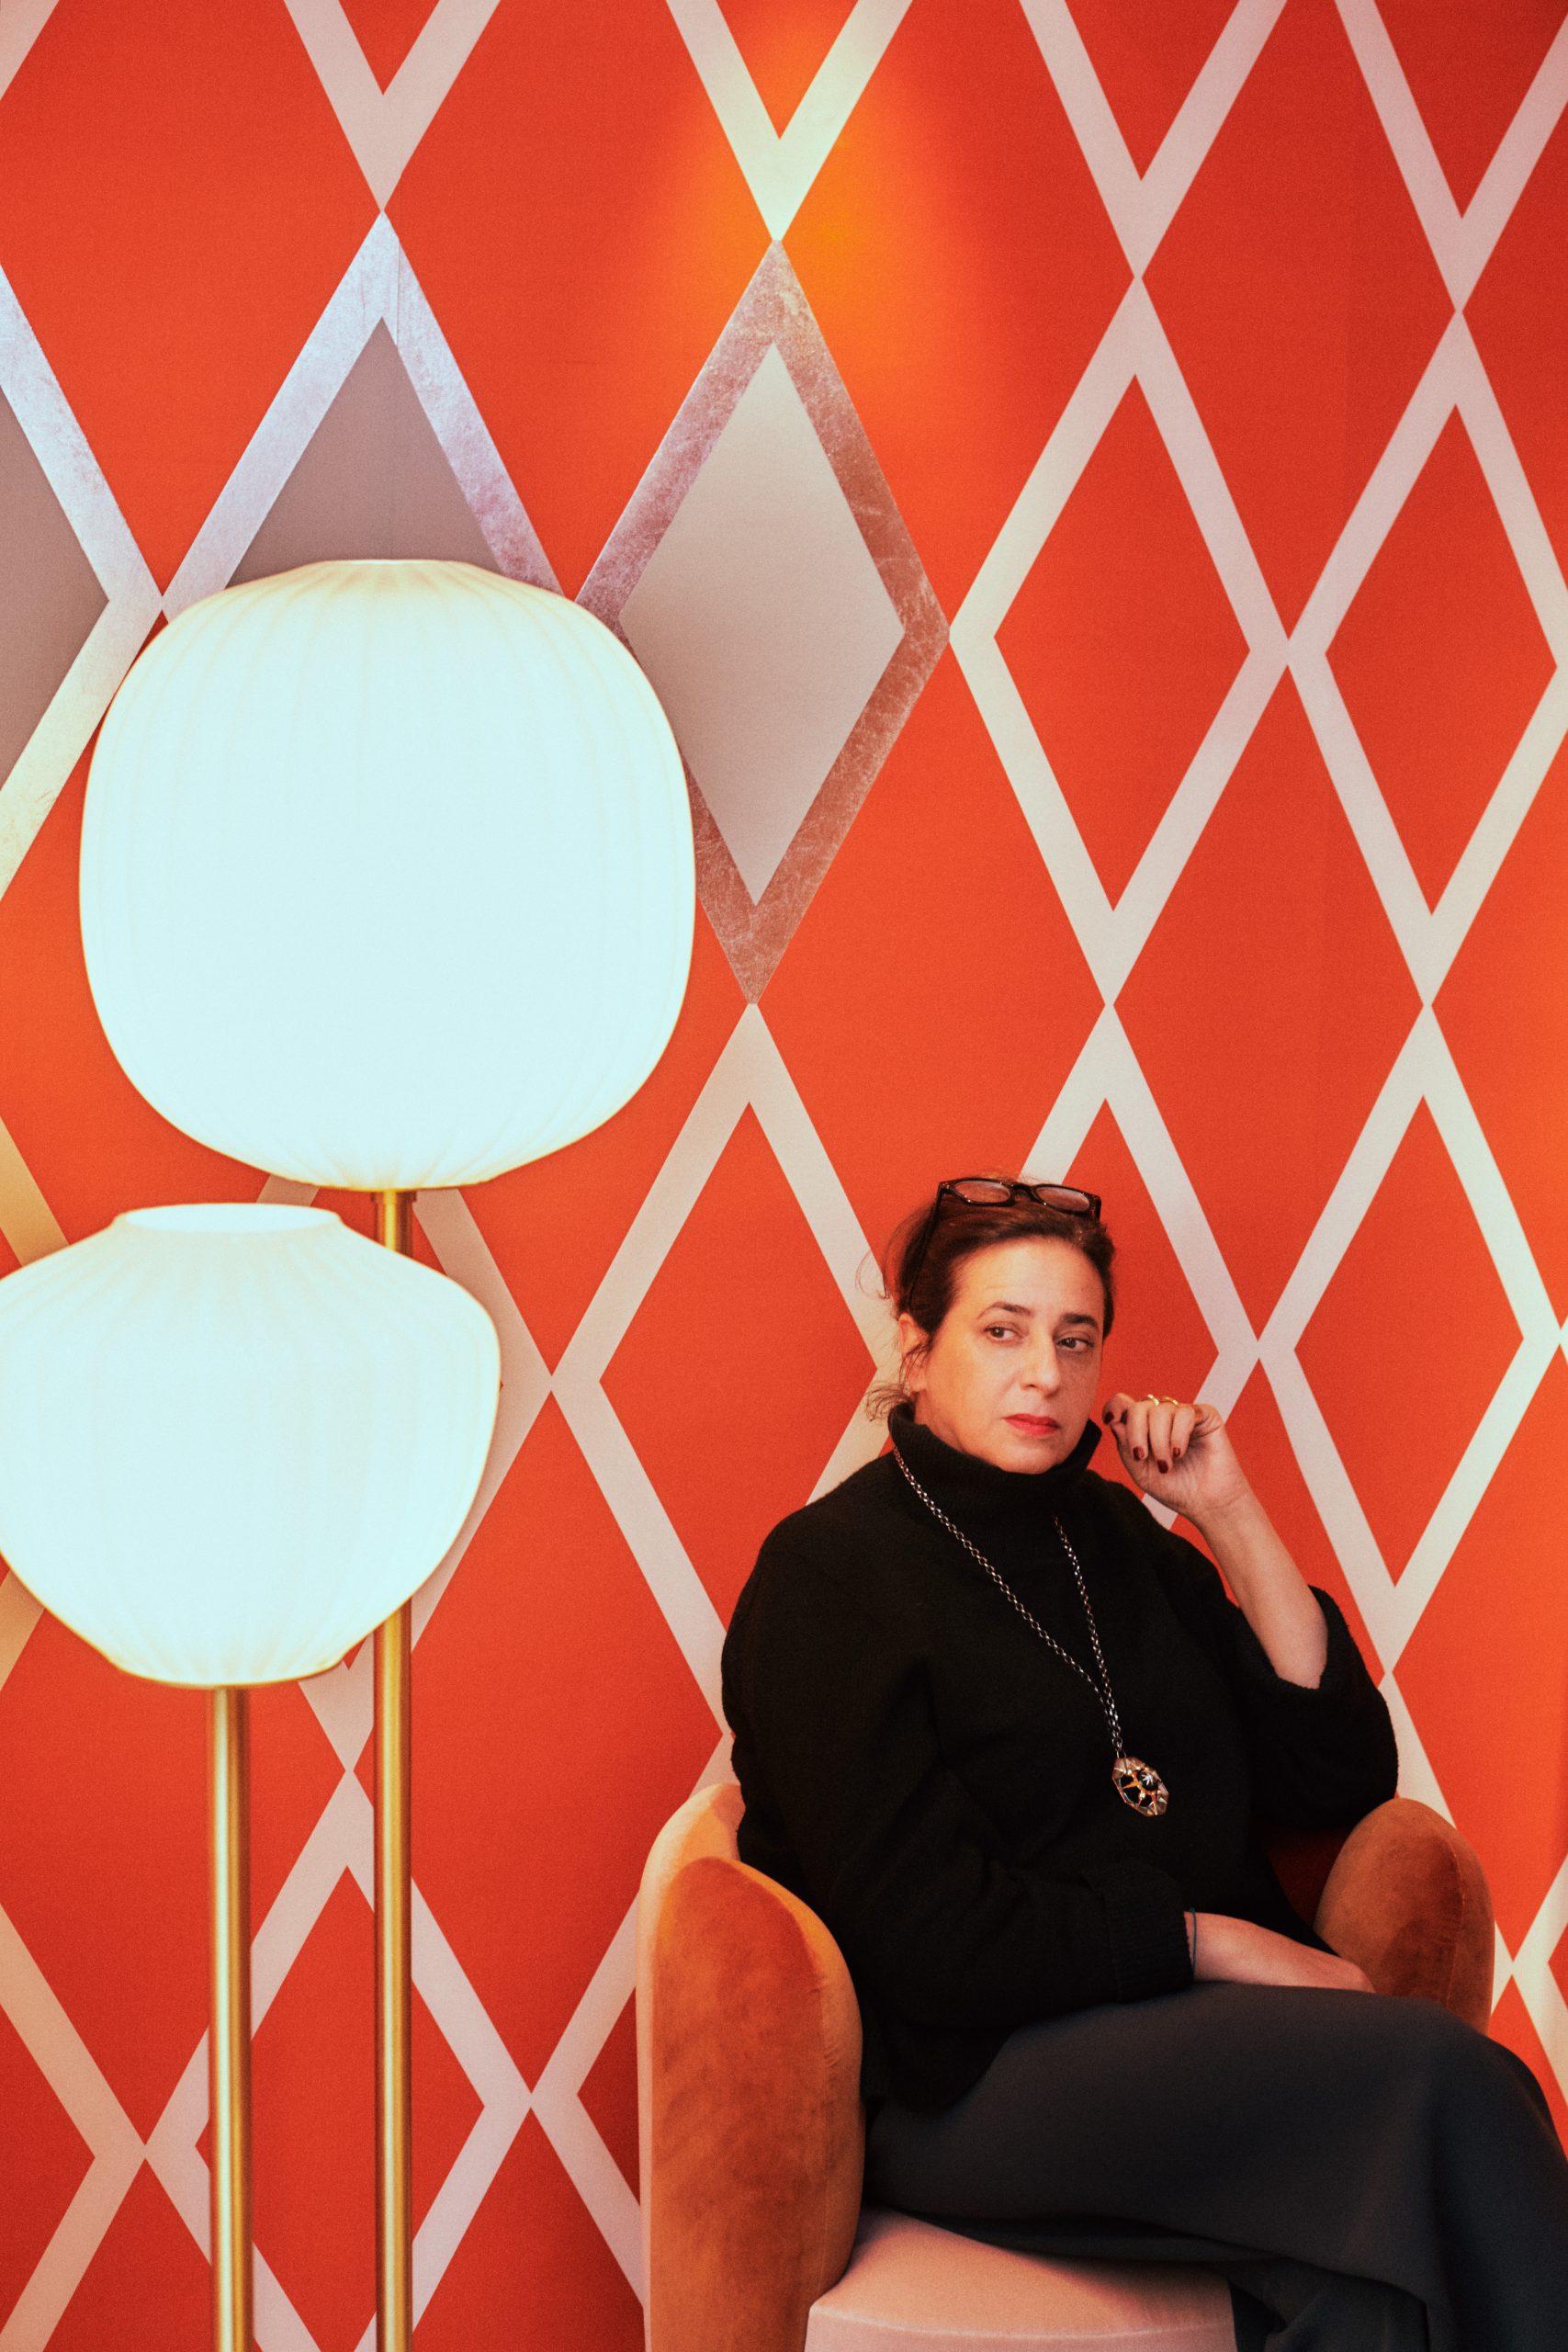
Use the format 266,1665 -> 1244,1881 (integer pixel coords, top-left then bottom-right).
900,1235 -> 1105,1474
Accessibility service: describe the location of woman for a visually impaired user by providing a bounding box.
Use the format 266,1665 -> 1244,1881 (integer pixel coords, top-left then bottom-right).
721,1177 -> 1568,2350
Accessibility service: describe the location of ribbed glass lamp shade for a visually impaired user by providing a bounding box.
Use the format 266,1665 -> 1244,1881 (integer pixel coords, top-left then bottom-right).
79,560 -> 695,1189
0,1206 -> 500,1685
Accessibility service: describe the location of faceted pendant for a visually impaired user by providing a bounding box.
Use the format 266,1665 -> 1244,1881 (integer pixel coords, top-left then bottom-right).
1112,1755 -> 1169,1816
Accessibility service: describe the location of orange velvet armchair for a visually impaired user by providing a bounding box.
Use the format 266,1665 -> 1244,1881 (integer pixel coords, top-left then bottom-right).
637,1781 -> 1494,2352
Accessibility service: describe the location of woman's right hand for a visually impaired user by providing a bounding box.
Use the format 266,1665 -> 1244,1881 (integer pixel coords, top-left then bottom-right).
1191,1912 -> 1373,1994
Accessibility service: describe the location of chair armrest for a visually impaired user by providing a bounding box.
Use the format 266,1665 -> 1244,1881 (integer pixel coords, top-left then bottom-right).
1314,1797 -> 1495,2032
648,1856 -> 864,2352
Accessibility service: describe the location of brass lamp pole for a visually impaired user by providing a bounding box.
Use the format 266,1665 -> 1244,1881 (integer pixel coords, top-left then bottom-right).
374,1188 -> 414,2352
209,1685 -> 254,2352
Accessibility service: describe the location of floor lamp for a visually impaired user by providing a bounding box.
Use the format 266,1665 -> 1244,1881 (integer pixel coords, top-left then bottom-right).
74,559 -> 696,2348
0,1204 -> 500,2351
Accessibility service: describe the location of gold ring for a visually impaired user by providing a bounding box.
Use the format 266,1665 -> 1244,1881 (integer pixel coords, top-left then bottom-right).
1144,1393 -> 1179,1405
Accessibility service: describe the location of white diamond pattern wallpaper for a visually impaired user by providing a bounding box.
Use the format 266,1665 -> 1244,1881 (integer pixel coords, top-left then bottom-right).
0,1 -> 1566,2345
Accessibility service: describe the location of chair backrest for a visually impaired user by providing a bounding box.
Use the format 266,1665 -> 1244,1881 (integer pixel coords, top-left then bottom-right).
637,1779 -> 747,2222
637,1779 -> 865,2352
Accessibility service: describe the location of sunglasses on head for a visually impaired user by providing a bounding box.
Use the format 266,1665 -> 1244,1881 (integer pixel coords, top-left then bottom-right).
901,1176 -> 1101,1306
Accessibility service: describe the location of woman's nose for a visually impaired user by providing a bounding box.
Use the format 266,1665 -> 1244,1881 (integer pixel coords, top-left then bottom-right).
1022,1345 -> 1062,1393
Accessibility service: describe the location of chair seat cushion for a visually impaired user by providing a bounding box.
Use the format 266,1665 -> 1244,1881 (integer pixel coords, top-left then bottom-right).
804,2210 -> 1235,2351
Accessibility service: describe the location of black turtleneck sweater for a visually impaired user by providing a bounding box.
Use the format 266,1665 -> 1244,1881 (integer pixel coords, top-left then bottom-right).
721,1405 -> 1399,2113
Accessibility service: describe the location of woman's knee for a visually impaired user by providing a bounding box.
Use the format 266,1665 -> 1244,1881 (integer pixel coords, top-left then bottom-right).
1379,1995 -> 1544,2122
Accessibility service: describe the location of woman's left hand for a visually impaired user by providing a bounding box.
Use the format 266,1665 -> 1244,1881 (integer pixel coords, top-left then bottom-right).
1100,1391 -> 1251,1525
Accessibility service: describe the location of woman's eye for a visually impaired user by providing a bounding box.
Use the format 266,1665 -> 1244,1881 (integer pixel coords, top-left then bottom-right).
984,1324 -> 1017,1340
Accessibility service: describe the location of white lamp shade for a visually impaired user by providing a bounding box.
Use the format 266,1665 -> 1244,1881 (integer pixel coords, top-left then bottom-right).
80,560 -> 696,1189
0,1205 -> 500,1685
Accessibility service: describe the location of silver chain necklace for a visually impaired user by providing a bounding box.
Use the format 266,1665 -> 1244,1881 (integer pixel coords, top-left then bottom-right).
892,1444 -> 1170,1818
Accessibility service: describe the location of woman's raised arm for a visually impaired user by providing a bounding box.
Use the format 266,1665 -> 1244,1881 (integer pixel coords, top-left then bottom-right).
1102,1392 -> 1327,1687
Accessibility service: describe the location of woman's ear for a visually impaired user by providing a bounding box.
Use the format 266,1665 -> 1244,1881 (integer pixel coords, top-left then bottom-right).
897,1310 -> 929,1395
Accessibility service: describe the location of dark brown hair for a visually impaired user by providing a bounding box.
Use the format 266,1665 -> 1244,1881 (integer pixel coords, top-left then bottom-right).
868,1180 -> 1116,1419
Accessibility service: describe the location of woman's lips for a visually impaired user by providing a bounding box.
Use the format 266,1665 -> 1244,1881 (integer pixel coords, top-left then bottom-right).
1007,1415 -> 1059,1435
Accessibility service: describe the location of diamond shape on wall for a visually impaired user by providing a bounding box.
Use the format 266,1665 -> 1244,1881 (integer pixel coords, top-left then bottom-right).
621,343 -> 901,903
1376,0 -> 1566,211
0,0 -> 378,589
408,1401 -> 716,2085
337,0 -> 443,92
604,1106 -> 873,1623
244,1874 -> 479,2352
587,243 -> 944,999
1118,683 -> 1420,1329
1145,0 -> 1450,629
0,1610 -> 207,2140
785,0 -> 1130,614
717,0 -> 860,134
248,1676 -> 361,1924
1327,413 -> 1554,910
1220,1364 -> 1380,1668
1397,1355 -> 1568,1951
763,651 -> 1100,1265
231,321 -> 498,582
1064,1104 -> 1217,1450
1061,0 -> 1240,173
42,2163 -> 209,2352
996,382 -> 1247,905
0,386 -> 106,786
579,1994 -> 639,2196
1436,734 -> 1568,1317
0,2005 -> 92,2334
416,2113 -> 641,2352
1296,1103 -> 1520,1581
1469,109 -> 1568,579
389,0 -> 769,598
0,1605 -> 343,2149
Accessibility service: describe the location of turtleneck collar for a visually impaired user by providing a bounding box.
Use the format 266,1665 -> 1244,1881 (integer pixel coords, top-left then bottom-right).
886,1398 -> 1101,1526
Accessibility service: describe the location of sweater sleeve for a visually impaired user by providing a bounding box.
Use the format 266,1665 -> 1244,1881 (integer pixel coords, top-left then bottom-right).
1133,1503 -> 1399,1828
723,1533 -> 1194,2034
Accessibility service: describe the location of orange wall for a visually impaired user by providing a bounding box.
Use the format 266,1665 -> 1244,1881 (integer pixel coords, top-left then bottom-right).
1,2 -> 1567,2345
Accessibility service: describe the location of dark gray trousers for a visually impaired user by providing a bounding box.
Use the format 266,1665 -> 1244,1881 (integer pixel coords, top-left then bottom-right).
863,1984 -> 1568,2351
